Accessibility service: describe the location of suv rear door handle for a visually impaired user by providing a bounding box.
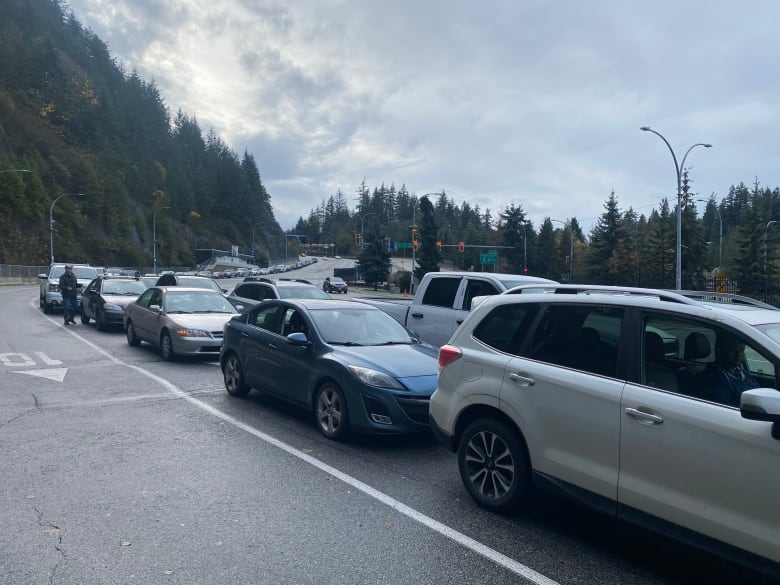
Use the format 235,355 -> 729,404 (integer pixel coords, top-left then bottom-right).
509,372 -> 535,386
411,312 -> 423,319
625,407 -> 664,425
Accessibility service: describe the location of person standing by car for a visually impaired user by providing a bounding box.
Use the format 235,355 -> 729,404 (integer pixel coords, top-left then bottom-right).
59,264 -> 79,325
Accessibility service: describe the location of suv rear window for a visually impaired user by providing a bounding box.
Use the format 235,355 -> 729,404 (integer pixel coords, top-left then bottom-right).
473,303 -> 540,354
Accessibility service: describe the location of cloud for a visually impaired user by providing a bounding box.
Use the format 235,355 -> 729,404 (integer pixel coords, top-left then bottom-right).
68,0 -> 780,230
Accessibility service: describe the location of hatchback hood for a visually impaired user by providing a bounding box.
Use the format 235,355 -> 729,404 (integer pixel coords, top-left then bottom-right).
332,343 -> 438,378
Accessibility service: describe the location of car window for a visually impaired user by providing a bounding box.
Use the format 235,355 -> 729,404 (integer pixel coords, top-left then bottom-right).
234,284 -> 261,301
280,286 -> 330,299
529,304 -> 623,378
103,280 -> 147,295
135,288 -> 155,308
463,279 -> 500,310
72,267 -> 98,279
641,313 -> 777,406
472,303 -> 540,354
176,277 -> 222,292
250,304 -> 281,332
421,277 -> 461,308
282,308 -> 308,337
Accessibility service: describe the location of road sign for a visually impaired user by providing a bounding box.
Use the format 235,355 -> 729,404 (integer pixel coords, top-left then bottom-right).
397,242 -> 411,249
480,251 -> 497,264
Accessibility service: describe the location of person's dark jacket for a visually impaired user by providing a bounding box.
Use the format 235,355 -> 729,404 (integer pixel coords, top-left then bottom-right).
58,271 -> 79,298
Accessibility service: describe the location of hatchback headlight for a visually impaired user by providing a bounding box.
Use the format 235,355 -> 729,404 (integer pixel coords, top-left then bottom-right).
102,302 -> 123,311
347,365 -> 403,389
175,328 -> 210,338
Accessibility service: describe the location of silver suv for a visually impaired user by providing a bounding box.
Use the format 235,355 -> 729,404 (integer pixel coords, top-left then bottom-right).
430,284 -> 780,576
227,277 -> 330,311
38,264 -> 99,314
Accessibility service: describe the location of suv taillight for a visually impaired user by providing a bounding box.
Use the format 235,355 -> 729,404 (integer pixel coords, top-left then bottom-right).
438,345 -> 462,369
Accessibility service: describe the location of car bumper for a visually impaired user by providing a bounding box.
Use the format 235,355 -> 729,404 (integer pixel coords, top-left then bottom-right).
429,413 -> 457,451
172,336 -> 224,356
346,382 -> 434,435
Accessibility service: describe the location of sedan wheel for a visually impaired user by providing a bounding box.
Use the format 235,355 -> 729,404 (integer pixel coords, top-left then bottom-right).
160,331 -> 176,361
314,383 -> 349,440
223,353 -> 250,397
457,418 -> 530,513
125,320 -> 141,346
80,307 -> 90,324
95,310 -> 105,331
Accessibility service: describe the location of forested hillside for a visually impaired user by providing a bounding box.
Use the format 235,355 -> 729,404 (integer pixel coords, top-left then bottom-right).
0,0 -> 282,267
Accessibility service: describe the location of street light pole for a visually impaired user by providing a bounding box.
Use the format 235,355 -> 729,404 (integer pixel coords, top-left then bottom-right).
552,218 -> 574,281
697,198 -> 723,270
641,127 -> 712,290
153,206 -> 171,274
519,220 -> 528,273
50,193 -> 85,264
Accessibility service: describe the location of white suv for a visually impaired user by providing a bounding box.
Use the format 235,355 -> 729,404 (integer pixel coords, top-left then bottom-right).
38,263 -> 100,314
430,285 -> 780,576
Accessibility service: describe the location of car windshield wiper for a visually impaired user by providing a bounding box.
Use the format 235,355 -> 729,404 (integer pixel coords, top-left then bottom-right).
192,309 -> 232,313
168,310 -> 193,314
372,340 -> 412,346
328,341 -> 364,346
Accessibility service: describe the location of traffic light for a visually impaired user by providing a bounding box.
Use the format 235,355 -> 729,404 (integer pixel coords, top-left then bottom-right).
413,241 -> 419,250
458,241 -> 465,253
436,241 -> 442,251
411,228 -> 418,243
354,232 -> 361,245
523,266 -> 528,273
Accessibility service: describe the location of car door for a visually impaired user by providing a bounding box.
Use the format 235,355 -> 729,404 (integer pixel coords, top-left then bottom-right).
499,303 -> 626,506
619,314 -> 780,563
241,303 -> 283,391
133,288 -> 163,342
81,278 -> 100,319
453,277 -> 501,333
267,306 -> 315,405
409,275 -> 463,347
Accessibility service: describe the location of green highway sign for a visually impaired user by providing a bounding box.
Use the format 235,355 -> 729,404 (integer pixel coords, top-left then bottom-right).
397,242 -> 412,249
480,251 -> 498,264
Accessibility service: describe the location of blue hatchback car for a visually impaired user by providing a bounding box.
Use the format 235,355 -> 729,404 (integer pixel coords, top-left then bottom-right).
219,298 -> 439,440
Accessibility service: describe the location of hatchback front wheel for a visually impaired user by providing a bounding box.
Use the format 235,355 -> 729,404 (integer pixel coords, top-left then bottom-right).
314,383 -> 349,440
457,418 -> 530,513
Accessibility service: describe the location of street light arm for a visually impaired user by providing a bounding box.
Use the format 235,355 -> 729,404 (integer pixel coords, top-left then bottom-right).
641,127 -> 681,185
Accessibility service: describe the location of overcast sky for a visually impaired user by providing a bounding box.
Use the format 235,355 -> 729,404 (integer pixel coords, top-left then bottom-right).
66,0 -> 780,233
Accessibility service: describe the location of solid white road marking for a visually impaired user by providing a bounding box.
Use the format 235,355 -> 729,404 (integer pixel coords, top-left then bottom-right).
12,368 -> 68,382
35,299 -> 560,585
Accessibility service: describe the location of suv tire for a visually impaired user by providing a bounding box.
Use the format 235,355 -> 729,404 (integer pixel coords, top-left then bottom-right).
457,418 -> 530,513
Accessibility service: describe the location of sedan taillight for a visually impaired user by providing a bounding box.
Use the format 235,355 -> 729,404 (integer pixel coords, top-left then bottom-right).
438,345 -> 462,369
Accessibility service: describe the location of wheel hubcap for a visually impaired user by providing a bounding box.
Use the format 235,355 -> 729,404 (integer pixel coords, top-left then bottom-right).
465,431 -> 515,500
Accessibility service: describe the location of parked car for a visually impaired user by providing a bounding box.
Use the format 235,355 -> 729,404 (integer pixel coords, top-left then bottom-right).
323,276 -> 349,294
227,278 -> 330,310
220,299 -> 439,439
124,286 -> 239,360
39,263 -> 100,314
80,276 -> 149,330
429,284 -> 780,577
155,273 -> 227,294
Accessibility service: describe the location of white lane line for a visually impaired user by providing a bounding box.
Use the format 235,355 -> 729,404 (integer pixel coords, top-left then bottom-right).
38,301 -> 560,585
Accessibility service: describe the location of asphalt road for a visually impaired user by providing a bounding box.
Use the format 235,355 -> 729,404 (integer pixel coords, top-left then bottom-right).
1,273 -> 776,585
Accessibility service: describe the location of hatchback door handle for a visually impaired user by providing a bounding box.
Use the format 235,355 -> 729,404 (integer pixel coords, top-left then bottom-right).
267,343 -> 279,351
509,372 -> 535,386
625,407 -> 664,425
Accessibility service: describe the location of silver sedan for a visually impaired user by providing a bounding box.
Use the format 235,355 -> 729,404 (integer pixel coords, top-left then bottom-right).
124,286 -> 239,360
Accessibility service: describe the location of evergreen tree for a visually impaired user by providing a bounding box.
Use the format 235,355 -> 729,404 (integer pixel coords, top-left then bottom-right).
358,227 -> 392,290
415,195 -> 440,280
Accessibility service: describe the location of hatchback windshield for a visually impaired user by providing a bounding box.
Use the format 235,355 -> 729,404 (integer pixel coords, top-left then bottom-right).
309,307 -> 414,346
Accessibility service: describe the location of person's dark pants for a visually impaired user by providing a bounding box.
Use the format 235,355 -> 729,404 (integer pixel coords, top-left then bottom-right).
62,295 -> 77,323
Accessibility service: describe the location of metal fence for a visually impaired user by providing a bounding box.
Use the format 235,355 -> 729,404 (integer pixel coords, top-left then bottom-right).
0,264 -> 49,284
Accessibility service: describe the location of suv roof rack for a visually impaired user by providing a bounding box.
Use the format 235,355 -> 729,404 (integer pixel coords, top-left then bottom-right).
675,290 -> 779,310
504,284 -> 703,305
